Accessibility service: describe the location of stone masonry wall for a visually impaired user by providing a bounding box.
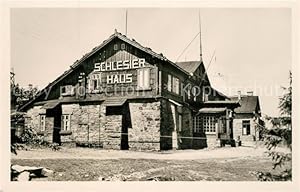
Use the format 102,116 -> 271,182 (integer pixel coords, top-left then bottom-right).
102,115 -> 122,149
128,101 -> 161,151
206,134 -> 218,148
24,106 -> 53,142
233,118 -> 258,146
43,117 -> 54,142
25,106 -> 46,133
61,103 -> 102,145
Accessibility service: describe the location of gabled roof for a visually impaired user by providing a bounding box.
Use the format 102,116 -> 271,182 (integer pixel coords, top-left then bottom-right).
230,95 -> 261,114
211,88 -> 229,100
19,30 -> 191,111
175,61 -> 201,74
19,30 -> 225,111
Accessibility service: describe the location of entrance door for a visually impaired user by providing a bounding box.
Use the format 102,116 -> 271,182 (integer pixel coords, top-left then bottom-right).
121,121 -> 129,150
121,104 -> 130,150
52,107 -> 62,144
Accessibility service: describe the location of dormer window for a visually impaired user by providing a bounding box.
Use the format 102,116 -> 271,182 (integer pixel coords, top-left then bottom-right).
61,85 -> 75,96
114,44 -> 118,51
121,43 -> 126,50
88,73 -> 101,93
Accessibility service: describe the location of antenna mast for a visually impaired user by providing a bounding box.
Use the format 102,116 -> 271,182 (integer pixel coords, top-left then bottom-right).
199,10 -> 203,62
125,9 -> 128,36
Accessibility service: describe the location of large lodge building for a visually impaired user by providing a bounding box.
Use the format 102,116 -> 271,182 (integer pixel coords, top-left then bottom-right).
19,30 -> 262,150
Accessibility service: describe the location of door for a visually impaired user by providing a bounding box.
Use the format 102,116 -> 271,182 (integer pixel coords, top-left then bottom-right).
121,104 -> 129,150
52,107 -> 62,144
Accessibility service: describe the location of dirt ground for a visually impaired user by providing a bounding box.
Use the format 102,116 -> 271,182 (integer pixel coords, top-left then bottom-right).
11,146 -> 289,181
12,145 -> 283,160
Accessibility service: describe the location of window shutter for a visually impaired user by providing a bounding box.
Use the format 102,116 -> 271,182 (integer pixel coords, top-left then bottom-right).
175,78 -> 179,94
137,69 -> 143,88
89,79 -> 94,91
144,68 -> 150,88
167,74 -> 172,92
61,115 -> 64,131
97,79 -> 101,89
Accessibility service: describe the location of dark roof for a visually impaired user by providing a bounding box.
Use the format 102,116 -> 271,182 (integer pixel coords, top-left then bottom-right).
204,100 -> 238,104
19,30 -> 224,111
211,88 -> 229,100
230,96 -> 260,114
175,61 -> 201,74
198,107 -> 227,114
19,30 -> 191,111
103,98 -> 127,106
200,100 -> 240,110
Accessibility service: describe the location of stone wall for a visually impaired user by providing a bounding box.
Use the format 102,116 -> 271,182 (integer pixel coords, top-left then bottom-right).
61,103 -> 102,145
24,105 -> 46,133
128,101 -> 161,150
233,118 -> 258,146
43,117 -> 54,142
24,99 -> 197,151
206,134 -> 218,148
24,105 -> 54,142
102,114 -> 122,149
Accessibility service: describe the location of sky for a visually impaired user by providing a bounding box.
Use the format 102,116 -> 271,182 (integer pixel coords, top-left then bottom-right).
10,8 -> 291,117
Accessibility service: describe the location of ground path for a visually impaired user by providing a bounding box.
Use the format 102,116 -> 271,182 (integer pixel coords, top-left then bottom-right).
12,146 -> 286,160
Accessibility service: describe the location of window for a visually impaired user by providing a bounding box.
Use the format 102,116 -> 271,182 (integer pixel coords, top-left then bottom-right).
137,68 -> 150,89
167,74 -> 172,92
89,73 -> 101,92
242,120 -> 251,135
193,115 -> 216,133
121,43 -> 126,50
192,86 -> 198,102
113,44 -> 118,51
62,114 -> 71,131
61,85 -> 74,96
203,116 -> 216,133
178,114 -> 182,132
202,92 -> 209,102
167,74 -> 180,95
172,77 -> 180,94
187,88 -> 191,100
40,114 -> 46,131
193,116 -> 202,133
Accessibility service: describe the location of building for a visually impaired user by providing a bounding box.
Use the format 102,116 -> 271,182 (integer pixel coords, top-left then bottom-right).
19,30 -> 240,150
230,91 -> 264,146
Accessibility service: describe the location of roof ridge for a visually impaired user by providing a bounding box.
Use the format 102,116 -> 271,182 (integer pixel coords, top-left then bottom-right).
19,31 -> 191,111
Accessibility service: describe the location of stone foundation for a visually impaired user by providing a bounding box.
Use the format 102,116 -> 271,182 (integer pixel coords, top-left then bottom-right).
128,101 -> 161,151
25,105 -> 46,133
23,99 -> 202,151
102,115 -> 122,149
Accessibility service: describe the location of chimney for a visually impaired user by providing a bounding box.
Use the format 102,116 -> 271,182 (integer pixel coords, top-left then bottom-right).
237,91 -> 241,100
77,72 -> 86,99
247,91 -> 253,96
